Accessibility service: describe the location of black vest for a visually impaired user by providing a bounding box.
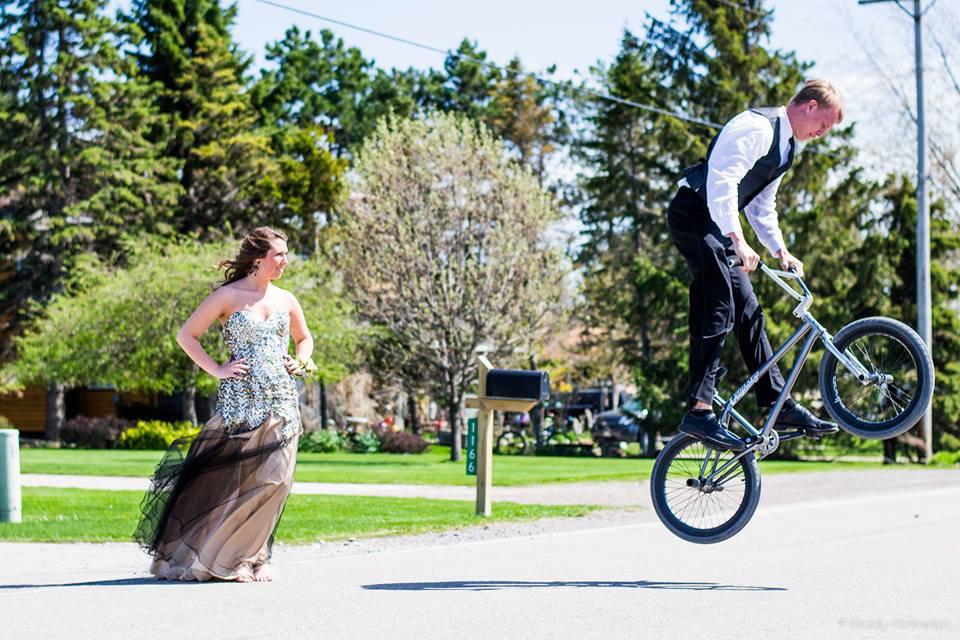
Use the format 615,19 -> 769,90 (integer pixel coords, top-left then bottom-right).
681,107 -> 795,210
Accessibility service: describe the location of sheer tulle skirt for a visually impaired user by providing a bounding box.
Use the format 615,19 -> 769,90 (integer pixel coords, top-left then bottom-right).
134,413 -> 299,581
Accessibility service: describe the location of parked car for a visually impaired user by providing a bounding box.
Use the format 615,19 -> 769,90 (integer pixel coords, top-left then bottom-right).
591,396 -> 655,457
568,387 -> 630,415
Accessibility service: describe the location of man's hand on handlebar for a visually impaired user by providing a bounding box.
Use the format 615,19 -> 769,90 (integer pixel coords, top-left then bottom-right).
777,248 -> 804,278
728,233 -> 760,272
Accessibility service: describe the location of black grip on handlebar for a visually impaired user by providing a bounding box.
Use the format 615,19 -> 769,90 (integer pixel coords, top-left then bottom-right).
726,256 -> 764,269
728,255 -> 800,275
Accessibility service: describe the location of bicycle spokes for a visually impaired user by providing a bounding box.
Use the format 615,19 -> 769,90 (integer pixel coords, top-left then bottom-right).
663,440 -> 748,533
836,333 -> 920,424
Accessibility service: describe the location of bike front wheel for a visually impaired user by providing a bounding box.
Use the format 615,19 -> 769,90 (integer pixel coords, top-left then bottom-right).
650,434 -> 761,544
819,317 -> 934,440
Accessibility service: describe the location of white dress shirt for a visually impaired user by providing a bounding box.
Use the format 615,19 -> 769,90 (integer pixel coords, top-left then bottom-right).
703,106 -> 793,257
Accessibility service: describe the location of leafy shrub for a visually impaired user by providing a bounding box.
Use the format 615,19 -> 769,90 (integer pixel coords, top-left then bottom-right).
61,415 -> 132,449
379,430 -> 429,454
547,431 -> 577,445
351,430 -> 381,454
0,415 -> 13,429
299,429 -> 346,453
939,432 -> 960,453
932,450 -> 960,466
119,420 -> 199,450
534,444 -> 595,457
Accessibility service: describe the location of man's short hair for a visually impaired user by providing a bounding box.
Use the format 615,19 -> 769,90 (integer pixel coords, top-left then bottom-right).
790,79 -> 844,124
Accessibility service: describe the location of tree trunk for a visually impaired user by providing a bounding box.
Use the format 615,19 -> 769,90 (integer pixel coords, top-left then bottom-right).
181,384 -> 197,425
319,379 -> 328,429
394,390 -> 405,431
448,384 -> 462,462
45,382 -> 65,442
407,391 -> 419,434
528,354 -> 544,446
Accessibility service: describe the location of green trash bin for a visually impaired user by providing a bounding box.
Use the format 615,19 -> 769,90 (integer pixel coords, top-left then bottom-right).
0,428 -> 21,523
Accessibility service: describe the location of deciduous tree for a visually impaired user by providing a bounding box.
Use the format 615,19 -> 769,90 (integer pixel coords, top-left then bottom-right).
340,113 -> 565,460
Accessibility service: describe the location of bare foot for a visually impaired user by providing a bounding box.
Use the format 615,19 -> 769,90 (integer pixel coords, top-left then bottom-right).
252,565 -> 275,582
235,574 -> 254,583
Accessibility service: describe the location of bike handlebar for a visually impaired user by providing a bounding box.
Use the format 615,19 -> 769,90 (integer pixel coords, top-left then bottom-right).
726,255 -> 812,310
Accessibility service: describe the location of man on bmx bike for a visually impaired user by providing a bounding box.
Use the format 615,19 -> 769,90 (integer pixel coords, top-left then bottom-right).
668,79 -> 844,451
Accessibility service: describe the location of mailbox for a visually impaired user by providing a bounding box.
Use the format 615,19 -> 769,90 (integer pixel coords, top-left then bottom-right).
484,368 -> 550,401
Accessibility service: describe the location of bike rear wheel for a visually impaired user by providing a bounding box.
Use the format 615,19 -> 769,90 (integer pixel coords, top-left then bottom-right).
819,317 -> 934,440
650,434 -> 761,544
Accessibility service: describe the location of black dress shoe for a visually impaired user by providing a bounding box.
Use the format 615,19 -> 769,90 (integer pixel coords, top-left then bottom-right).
679,411 -> 746,451
774,400 -> 839,435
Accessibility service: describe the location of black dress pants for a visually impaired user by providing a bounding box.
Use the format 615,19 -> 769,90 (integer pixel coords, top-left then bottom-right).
666,187 -> 786,409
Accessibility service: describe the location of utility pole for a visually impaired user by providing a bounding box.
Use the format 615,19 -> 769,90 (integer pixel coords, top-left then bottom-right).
858,0 -> 935,462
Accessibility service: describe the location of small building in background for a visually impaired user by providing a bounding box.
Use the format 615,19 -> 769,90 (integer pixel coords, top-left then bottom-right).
0,385 -> 213,438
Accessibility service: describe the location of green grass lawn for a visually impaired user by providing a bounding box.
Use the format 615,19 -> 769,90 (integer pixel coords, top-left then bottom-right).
18,445 -> 894,485
0,487 -> 600,544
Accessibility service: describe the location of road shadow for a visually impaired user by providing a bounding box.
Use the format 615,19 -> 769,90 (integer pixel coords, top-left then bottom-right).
363,579 -> 786,592
0,577 -> 216,590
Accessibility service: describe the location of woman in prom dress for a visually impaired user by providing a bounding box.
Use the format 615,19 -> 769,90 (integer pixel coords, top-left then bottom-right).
135,227 -> 314,582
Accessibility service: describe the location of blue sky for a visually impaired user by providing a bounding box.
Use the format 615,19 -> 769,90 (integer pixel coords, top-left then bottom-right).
229,1 -> 915,81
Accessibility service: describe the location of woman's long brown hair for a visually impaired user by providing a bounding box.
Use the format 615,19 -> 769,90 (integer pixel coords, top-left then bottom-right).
217,227 -> 288,288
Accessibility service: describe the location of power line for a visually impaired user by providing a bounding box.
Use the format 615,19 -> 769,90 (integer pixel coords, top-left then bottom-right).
253,0 -> 451,57
251,0 -> 723,130
250,0 -> 846,160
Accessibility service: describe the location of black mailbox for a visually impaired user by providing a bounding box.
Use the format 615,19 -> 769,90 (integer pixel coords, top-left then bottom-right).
485,369 -> 550,401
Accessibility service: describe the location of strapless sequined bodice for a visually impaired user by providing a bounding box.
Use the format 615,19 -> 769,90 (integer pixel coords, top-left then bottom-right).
218,309 -> 300,441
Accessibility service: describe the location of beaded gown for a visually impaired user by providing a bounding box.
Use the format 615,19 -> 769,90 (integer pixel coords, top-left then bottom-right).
135,309 -> 302,581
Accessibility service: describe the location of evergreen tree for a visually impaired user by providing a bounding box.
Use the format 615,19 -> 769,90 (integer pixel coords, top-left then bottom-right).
857,176 -> 960,459
0,0 -> 181,437
125,0 -> 242,159
416,40 -> 497,123
575,1 -> 868,430
487,57 -> 570,182
252,27 -> 417,158
272,125 -> 348,255
418,42 -> 568,179
126,0 -> 290,238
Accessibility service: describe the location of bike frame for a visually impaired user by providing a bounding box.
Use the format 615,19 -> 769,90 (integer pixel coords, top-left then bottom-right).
700,260 -> 875,484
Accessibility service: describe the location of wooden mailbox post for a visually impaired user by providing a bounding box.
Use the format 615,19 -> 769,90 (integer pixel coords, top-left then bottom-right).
465,355 -> 549,516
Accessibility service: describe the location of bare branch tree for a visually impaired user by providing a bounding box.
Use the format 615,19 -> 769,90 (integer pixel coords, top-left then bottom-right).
845,2 -> 960,212
341,113 -> 565,461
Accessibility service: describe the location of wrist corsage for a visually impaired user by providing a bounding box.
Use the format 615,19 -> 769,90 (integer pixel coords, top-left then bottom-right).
293,355 -> 318,377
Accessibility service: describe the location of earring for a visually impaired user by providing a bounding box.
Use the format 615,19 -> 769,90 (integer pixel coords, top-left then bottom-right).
251,262 -> 259,275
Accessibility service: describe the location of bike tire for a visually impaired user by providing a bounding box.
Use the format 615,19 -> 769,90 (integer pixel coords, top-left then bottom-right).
819,317 -> 934,440
650,434 -> 761,544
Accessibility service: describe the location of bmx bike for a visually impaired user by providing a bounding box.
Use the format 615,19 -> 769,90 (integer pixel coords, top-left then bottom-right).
650,257 -> 934,544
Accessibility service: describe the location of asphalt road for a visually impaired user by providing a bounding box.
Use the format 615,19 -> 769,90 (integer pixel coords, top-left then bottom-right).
2,473 -> 959,640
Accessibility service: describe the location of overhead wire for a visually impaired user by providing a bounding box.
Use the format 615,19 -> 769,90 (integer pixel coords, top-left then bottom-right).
252,0 -> 723,130
250,0 -> 846,159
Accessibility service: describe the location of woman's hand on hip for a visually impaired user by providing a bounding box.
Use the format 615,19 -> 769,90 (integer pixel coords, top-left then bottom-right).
217,358 -> 249,379
284,354 -> 305,377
